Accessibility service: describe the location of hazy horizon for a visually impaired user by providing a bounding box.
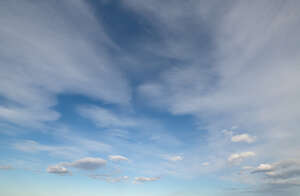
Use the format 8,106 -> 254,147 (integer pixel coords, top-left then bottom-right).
1,0 -> 300,196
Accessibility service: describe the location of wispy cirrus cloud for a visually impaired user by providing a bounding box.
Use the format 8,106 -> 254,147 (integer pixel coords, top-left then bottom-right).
78,106 -> 137,128
133,176 -> 160,184
0,0 -> 131,128
14,139 -> 111,159
1,0 -> 300,195
130,1 -> 300,194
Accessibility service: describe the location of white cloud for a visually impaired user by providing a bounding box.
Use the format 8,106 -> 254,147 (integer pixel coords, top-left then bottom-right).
14,140 -> 81,157
202,162 -> 210,166
250,159 -> 300,191
62,157 -> 107,170
90,174 -> 129,183
0,106 -> 59,128
0,0 -> 130,128
2,1 -> 300,195
14,139 -> 111,159
78,106 -> 137,128
231,134 -> 255,143
165,155 -> 183,162
136,0 -> 300,159
46,165 -> 71,175
255,164 -> 273,172
104,176 -> 129,183
133,177 -> 160,183
109,155 -> 129,161
228,152 -> 256,163
132,1 -> 300,192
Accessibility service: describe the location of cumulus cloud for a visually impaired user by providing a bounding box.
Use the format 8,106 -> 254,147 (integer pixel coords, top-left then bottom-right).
249,159 -> 300,193
46,165 -> 71,175
131,1 -> 300,193
2,0 -> 300,195
63,157 -> 107,170
228,152 -> 256,163
136,0 -> 300,166
165,155 -> 183,162
231,134 -> 255,143
252,164 -> 273,173
253,160 -> 300,180
133,177 -> 160,183
109,155 -> 129,161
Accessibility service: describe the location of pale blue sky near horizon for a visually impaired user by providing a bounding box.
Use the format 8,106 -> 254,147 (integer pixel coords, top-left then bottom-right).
1,0 -> 300,196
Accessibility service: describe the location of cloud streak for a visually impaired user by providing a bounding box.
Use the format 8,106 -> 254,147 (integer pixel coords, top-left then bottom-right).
1,1 -> 300,195
133,176 -> 160,184
78,106 -> 137,128
0,0 -> 131,128
228,152 -> 256,164
47,165 -> 71,175
62,157 -> 107,170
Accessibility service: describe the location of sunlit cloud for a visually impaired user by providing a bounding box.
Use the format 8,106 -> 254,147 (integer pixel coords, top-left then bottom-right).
47,165 -> 71,175
109,155 -> 129,162
228,152 -> 256,164
1,0 -> 300,195
231,134 -> 256,143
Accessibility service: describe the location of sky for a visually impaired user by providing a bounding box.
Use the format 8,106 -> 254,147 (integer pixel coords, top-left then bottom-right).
0,0 -> 300,196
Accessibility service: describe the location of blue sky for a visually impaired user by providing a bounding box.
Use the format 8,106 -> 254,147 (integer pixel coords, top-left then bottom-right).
1,0 -> 300,196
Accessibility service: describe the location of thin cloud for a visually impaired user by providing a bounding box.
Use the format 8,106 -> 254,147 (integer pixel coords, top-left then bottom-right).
89,174 -> 129,183
231,134 -> 255,143
133,176 -> 160,184
228,152 -> 256,163
0,165 -> 13,170
14,139 -> 111,159
46,165 -> 71,175
109,155 -> 129,161
62,157 -> 107,170
0,0 -> 130,128
1,0 -> 300,195
164,155 -> 183,162
78,106 -> 137,128
252,164 -> 273,173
